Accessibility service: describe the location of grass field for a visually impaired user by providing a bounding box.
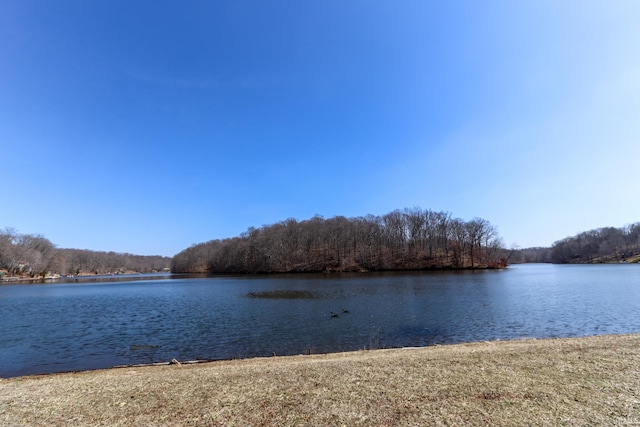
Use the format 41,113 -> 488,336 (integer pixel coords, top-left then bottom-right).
1,334 -> 639,426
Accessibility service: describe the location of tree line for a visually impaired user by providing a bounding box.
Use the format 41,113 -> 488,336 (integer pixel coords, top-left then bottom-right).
0,228 -> 171,278
549,223 -> 640,263
509,247 -> 552,264
171,207 -> 507,274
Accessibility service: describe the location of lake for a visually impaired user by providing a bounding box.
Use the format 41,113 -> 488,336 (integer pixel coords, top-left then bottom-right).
1,264 -> 639,378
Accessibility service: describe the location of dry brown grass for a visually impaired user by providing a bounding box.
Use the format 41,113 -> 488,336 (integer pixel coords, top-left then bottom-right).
1,334 -> 639,426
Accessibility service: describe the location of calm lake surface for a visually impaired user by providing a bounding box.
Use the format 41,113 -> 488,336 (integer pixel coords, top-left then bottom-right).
1,264 -> 639,378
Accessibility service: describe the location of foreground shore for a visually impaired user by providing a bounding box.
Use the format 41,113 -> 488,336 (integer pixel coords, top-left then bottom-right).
1,335 -> 639,426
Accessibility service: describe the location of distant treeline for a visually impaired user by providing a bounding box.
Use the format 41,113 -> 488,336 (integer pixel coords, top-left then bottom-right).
0,228 -> 171,277
549,223 -> 640,263
509,247 -> 553,264
509,222 -> 640,264
172,207 -> 508,274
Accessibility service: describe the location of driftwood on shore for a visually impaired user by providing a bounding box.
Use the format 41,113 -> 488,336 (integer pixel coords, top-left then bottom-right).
113,358 -> 215,369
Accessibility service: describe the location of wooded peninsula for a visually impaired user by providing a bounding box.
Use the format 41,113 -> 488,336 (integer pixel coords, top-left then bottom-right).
171,207 -> 508,274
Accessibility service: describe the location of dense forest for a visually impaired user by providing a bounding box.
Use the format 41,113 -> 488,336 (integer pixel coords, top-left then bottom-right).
548,223 -> 640,264
0,228 -> 171,278
172,208 -> 508,274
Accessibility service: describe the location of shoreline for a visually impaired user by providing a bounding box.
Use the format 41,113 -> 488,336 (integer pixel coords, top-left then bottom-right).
0,265 -> 500,284
2,334 -> 639,425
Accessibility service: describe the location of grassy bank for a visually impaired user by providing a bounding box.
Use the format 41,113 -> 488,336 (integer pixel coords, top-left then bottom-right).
1,335 -> 639,426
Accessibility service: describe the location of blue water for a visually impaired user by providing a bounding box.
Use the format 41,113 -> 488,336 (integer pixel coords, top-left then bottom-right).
1,264 -> 639,377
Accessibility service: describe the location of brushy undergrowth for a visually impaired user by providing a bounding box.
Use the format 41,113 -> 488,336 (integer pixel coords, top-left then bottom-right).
1,334 -> 639,426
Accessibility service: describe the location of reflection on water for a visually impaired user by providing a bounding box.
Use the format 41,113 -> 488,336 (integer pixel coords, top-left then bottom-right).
1,264 -> 639,377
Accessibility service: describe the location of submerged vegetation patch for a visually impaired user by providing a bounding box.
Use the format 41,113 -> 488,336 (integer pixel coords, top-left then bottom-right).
130,344 -> 161,351
245,290 -> 323,299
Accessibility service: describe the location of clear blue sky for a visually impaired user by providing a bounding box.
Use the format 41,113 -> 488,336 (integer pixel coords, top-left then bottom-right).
2,1 -> 639,256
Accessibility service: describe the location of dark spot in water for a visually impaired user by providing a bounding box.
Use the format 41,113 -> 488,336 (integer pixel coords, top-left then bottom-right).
245,290 -> 322,299
130,344 -> 161,351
